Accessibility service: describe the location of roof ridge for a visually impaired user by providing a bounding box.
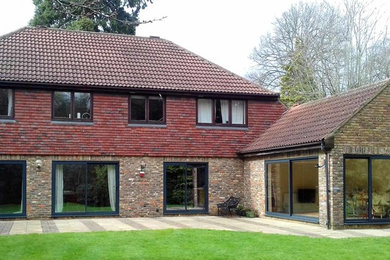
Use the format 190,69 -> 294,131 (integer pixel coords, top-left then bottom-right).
18,26 -> 167,41
289,78 -> 390,111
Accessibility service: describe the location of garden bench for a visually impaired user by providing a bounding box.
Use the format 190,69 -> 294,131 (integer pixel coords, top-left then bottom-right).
217,196 -> 240,216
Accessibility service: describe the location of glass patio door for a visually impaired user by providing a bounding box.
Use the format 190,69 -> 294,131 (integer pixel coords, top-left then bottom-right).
164,163 -> 208,214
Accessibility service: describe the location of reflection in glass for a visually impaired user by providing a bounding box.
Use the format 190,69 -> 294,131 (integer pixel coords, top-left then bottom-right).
165,164 -> 207,212
55,163 -> 117,213
74,92 -> 91,119
149,97 -> 163,122
0,164 -> 23,214
131,96 -> 146,121
372,159 -> 390,219
0,89 -> 12,117
345,159 -> 369,219
166,165 -> 186,210
54,91 -> 71,118
292,160 -> 318,218
57,164 -> 86,213
267,162 -> 289,214
186,165 -> 206,210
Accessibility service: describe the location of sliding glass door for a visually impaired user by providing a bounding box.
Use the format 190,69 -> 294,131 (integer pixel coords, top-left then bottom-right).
52,162 -> 119,216
164,162 -> 208,214
266,157 -> 319,222
0,161 -> 26,217
345,156 -> 390,223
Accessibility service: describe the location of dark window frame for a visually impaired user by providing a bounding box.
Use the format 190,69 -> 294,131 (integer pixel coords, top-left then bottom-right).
344,154 -> 390,224
52,91 -> 93,122
0,88 -> 15,120
0,160 -> 26,218
265,156 -> 319,224
196,98 -> 248,127
163,162 -> 209,215
129,95 -> 166,124
51,161 -> 119,217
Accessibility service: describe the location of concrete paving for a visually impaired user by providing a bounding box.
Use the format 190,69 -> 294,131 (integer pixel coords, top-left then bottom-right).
1,216 -> 390,238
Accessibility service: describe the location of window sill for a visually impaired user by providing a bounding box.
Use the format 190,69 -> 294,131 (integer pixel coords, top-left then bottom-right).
196,125 -> 248,131
128,123 -> 167,128
51,121 -> 94,126
0,119 -> 16,124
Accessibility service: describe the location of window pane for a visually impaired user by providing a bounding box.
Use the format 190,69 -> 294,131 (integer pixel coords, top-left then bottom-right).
0,89 -> 12,117
267,162 -> 289,214
57,164 -> 86,213
345,159 -> 369,220
292,160 -> 318,218
0,163 -> 23,214
149,96 -> 164,122
372,159 -> 390,220
131,96 -> 146,121
232,100 -> 245,124
197,99 -> 212,123
74,92 -> 91,120
186,164 -> 207,210
166,165 -> 186,210
54,92 -> 71,119
215,99 -> 229,124
87,164 -> 115,212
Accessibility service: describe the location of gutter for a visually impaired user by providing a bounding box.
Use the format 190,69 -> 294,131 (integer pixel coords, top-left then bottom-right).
239,142 -> 322,158
0,80 -> 280,100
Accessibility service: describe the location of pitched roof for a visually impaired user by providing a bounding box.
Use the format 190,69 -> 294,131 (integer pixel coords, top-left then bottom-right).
241,79 -> 390,154
0,27 -> 274,96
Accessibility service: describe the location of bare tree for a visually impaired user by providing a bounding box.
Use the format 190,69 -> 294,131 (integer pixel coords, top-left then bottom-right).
249,0 -> 390,103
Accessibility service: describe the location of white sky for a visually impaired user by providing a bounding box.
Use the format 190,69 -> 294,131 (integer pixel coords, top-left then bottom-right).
0,0 -> 389,77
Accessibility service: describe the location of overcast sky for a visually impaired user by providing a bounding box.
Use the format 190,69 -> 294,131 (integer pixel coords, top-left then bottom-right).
0,0 -> 389,77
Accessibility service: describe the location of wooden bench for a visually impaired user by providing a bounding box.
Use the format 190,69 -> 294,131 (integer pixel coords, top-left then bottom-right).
217,196 -> 240,216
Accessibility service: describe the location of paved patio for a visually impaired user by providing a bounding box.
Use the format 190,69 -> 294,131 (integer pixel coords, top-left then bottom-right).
1,216 -> 390,239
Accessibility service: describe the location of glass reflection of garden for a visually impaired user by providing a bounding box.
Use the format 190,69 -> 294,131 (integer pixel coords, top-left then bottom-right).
166,164 -> 206,211
345,159 -> 390,220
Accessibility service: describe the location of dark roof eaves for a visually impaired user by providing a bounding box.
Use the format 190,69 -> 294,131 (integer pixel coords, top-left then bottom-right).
0,79 -> 279,98
239,141 -> 322,157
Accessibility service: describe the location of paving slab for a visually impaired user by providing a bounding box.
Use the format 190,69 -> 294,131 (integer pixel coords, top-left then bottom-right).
1,216 -> 390,238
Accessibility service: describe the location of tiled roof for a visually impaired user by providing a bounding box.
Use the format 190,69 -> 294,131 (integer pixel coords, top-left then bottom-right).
241,80 -> 389,154
0,27 -> 274,96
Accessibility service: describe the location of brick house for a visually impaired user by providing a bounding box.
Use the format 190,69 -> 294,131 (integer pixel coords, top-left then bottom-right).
0,27 -> 389,229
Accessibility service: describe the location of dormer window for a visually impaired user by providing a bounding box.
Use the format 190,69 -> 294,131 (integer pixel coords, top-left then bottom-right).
0,88 -> 14,119
197,99 -> 246,126
53,91 -> 92,121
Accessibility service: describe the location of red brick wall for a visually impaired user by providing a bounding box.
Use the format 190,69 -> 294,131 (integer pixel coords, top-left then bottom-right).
0,89 -> 285,158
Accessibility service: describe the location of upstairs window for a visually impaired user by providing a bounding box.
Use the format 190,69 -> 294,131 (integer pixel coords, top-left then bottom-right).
197,99 -> 246,126
129,95 -> 165,124
0,89 -> 14,119
53,91 -> 92,121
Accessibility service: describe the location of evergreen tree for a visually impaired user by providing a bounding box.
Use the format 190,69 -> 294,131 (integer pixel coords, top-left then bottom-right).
280,39 -> 316,107
30,0 -> 152,34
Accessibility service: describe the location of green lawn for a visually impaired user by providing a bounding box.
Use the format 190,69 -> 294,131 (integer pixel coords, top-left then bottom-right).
0,229 -> 389,259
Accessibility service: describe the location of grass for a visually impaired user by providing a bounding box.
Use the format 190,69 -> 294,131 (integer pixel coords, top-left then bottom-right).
0,229 -> 389,259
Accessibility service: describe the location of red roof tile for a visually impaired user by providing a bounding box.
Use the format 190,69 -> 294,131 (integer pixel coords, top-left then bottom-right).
0,27 -> 274,96
241,80 -> 389,154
